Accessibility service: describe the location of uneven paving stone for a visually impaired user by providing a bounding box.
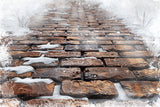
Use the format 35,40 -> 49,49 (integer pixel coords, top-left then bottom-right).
25,99 -> 89,107
60,80 -> 118,98
101,45 -> 135,51
61,58 -> 103,67
84,52 -> 119,58
65,45 -> 99,51
113,40 -> 144,45
8,45 -> 30,51
120,81 -> 159,98
133,69 -> 160,80
0,70 -> 33,82
104,58 -> 149,69
0,81 -> 55,99
31,45 -> 64,51
33,68 -> 81,82
0,98 -> 21,107
45,51 -> 81,58
16,40 -> 48,45
81,41 -> 112,45
119,51 -> 152,58
9,51 -> 42,59
84,67 -> 135,81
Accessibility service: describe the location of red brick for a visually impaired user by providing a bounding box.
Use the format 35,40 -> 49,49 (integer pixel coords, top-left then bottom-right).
8,45 -> 29,51
61,58 -> 103,67
10,51 -> 42,58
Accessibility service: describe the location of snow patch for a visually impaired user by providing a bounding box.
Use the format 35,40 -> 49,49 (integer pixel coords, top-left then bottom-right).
38,43 -> 60,49
1,66 -> 35,74
22,56 -> 58,65
13,77 -> 53,84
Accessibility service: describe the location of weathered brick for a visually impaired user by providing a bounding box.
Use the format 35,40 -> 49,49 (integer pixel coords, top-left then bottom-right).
9,51 -> 42,58
101,45 -> 135,51
120,81 -> 159,98
104,58 -> 149,68
84,52 -> 119,58
113,40 -> 144,45
31,45 -> 64,51
33,68 -> 81,82
9,45 -> 29,51
0,81 -> 55,99
16,40 -> 48,45
84,67 -> 135,81
37,36 -> 65,40
50,40 -> 66,44
61,58 -> 103,67
119,51 -> 152,58
133,69 -> 160,80
65,45 -> 99,51
81,41 -> 112,45
0,99 -> 21,107
60,80 -> 118,98
25,99 -> 89,107
45,51 -> 81,58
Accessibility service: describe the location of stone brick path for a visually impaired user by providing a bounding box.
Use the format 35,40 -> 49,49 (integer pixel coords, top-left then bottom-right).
0,1 -> 159,107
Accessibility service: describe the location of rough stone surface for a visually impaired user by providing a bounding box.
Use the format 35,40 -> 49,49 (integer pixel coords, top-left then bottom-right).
0,98 -> 21,107
84,67 -> 135,81
61,58 -> 103,67
65,45 -> 99,51
84,52 -> 119,58
60,80 -> 118,98
0,81 -> 55,99
33,68 -> 81,82
120,81 -> 159,98
101,45 -> 135,51
104,58 -> 149,68
25,99 -> 89,107
119,51 -> 152,58
133,69 -> 160,80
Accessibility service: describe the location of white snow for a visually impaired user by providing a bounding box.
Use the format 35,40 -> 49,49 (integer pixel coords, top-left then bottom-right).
12,77 -> 53,84
1,66 -> 35,74
22,56 -> 58,65
38,43 -> 60,49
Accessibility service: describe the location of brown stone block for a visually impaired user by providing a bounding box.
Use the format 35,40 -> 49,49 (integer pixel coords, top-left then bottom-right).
120,51 -> 152,58
104,58 -> 149,68
31,45 -> 64,51
33,68 -> 81,82
101,45 -> 135,51
67,36 -> 83,40
25,99 -> 89,107
37,36 -> 65,40
60,80 -> 118,98
81,41 -> 112,45
9,45 -> 29,51
50,40 -> 66,44
65,45 -> 99,51
0,81 -> 55,99
45,51 -> 81,58
84,52 -> 119,58
10,51 -> 42,59
84,67 -> 135,81
120,81 -> 159,98
113,40 -> 144,45
61,58 -> 103,67
133,69 -> 160,80
16,40 -> 48,45
0,98 -> 21,107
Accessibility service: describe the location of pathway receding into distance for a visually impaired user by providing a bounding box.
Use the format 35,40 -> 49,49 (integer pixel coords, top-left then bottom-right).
0,1 -> 159,107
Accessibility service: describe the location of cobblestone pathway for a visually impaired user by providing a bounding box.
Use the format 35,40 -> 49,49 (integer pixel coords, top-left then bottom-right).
0,1 -> 159,107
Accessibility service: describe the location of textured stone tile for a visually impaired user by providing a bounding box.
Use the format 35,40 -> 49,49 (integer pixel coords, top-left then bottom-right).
120,81 -> 159,98
84,52 -> 119,58
60,80 -> 118,98
25,99 -> 89,107
84,67 -> 135,81
61,58 -> 103,67
104,58 -> 149,68
45,51 -> 81,58
33,68 -> 81,82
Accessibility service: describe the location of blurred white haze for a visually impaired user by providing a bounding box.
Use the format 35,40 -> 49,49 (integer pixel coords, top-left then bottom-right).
0,0 -> 160,106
